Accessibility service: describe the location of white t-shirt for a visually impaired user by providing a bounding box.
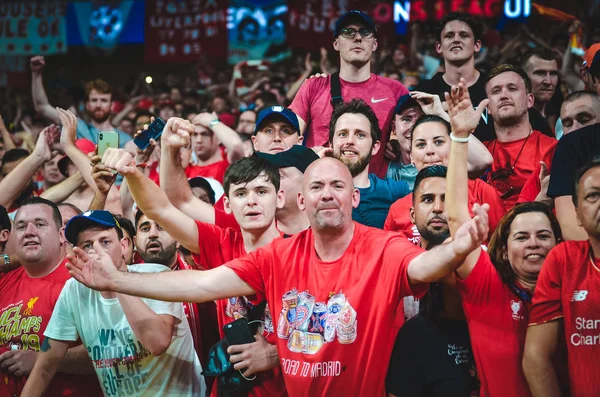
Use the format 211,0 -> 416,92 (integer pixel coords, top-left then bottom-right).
45,264 -> 206,397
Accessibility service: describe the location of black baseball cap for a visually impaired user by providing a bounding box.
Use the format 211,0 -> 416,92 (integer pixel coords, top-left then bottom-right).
65,210 -> 119,245
256,145 -> 319,173
333,10 -> 377,38
395,94 -> 420,115
188,176 -> 216,204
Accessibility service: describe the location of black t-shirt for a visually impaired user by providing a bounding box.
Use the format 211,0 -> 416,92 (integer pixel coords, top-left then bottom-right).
417,72 -> 554,141
416,72 -> 493,141
386,315 -> 479,397
548,123 -> 600,198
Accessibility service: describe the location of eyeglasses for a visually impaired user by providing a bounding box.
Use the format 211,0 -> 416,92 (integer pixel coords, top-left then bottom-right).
339,27 -> 374,40
488,162 -> 515,199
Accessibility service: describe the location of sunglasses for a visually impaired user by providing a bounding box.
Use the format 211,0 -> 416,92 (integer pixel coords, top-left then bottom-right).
339,27 -> 374,39
488,163 -> 515,199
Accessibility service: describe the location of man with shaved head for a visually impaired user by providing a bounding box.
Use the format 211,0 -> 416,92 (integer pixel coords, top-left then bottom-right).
65,156 -> 490,397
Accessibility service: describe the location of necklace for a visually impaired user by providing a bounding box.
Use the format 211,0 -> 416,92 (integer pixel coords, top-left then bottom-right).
490,130 -> 532,176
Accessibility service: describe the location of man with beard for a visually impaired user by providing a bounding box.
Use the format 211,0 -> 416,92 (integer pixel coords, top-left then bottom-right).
483,65 -> 556,209
30,56 -> 131,147
386,165 -> 479,396
329,99 -> 410,229
521,48 -> 559,120
133,208 -> 219,390
290,11 -> 409,177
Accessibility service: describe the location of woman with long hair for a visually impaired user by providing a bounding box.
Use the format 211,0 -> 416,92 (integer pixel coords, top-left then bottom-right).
445,80 -> 562,397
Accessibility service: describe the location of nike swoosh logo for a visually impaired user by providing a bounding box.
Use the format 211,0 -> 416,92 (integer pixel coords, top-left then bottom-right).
371,97 -> 388,103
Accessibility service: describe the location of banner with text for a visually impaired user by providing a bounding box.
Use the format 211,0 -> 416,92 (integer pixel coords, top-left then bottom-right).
287,0 -> 395,51
0,1 -> 68,55
228,0 -> 290,65
145,0 -> 228,63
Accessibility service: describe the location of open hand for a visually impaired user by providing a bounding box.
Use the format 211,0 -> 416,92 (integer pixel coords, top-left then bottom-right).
410,91 -> 447,118
444,78 -> 489,137
66,241 -> 119,291
57,107 -> 78,149
452,203 -> 490,257
33,125 -> 60,162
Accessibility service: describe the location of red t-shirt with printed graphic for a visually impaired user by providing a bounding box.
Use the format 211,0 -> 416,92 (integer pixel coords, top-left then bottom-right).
529,241 -> 600,397
456,250 -> 532,397
384,179 -> 506,243
225,222 -> 427,397
0,259 -> 100,397
484,130 -> 556,209
192,221 -> 286,397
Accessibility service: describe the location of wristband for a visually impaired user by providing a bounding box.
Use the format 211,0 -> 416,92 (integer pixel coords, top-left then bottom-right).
136,162 -> 148,168
450,133 -> 470,143
209,119 -> 220,128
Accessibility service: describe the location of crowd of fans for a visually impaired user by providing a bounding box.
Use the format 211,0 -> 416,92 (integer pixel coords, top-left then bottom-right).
0,8 -> 599,397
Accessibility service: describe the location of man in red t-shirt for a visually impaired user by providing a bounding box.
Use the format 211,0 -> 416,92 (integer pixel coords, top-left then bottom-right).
0,197 -> 99,397
66,156 -> 490,397
517,91 -> 600,205
161,114 -> 312,236
482,64 -> 556,209
185,112 -> 245,184
289,11 -> 409,177
524,161 -> 600,397
99,147 -> 288,397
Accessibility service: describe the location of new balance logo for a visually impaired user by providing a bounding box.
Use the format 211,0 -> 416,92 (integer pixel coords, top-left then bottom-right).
572,290 -> 588,302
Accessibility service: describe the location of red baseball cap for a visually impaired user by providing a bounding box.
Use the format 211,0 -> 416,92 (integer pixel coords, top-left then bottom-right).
57,139 -> 96,176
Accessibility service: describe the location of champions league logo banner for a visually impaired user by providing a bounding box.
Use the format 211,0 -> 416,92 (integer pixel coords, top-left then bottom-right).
69,0 -> 135,55
227,0 -> 290,65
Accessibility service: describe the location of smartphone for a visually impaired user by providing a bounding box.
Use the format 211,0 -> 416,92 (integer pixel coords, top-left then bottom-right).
133,117 -> 166,150
97,131 -> 119,157
223,318 -> 255,346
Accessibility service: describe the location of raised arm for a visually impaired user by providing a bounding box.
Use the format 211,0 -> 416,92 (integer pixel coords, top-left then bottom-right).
102,147 -> 201,253
40,172 -> 85,203
407,202 -> 489,283
411,90 -> 492,175
523,321 -> 563,397
30,56 -> 60,124
0,125 -> 58,207
67,241 -> 255,302
192,112 -> 244,164
160,117 -> 217,223
287,53 -> 313,102
445,78 -> 490,279
0,114 -> 16,151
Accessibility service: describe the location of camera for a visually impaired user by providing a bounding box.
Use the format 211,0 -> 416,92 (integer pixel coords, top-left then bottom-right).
99,133 -> 103,139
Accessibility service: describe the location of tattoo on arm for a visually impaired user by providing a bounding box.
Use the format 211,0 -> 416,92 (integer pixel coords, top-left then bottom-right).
41,337 -> 52,352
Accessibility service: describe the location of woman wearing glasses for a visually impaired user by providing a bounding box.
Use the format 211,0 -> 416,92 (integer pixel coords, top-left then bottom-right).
384,113 -> 506,244
446,80 -> 563,397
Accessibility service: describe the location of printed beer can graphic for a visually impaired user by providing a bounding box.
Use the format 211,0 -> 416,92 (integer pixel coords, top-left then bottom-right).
305,332 -> 324,354
277,289 -> 298,339
324,293 -> 346,343
287,329 -> 304,353
295,291 -> 316,332
337,303 -> 358,344
308,302 -> 327,333
264,303 -> 274,333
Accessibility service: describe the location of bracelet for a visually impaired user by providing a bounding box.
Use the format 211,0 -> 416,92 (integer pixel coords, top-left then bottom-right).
209,119 -> 220,128
450,133 -> 470,143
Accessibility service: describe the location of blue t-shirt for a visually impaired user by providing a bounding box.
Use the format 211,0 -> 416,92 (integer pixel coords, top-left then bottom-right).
386,162 -> 417,191
76,119 -> 131,148
353,174 -> 410,229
